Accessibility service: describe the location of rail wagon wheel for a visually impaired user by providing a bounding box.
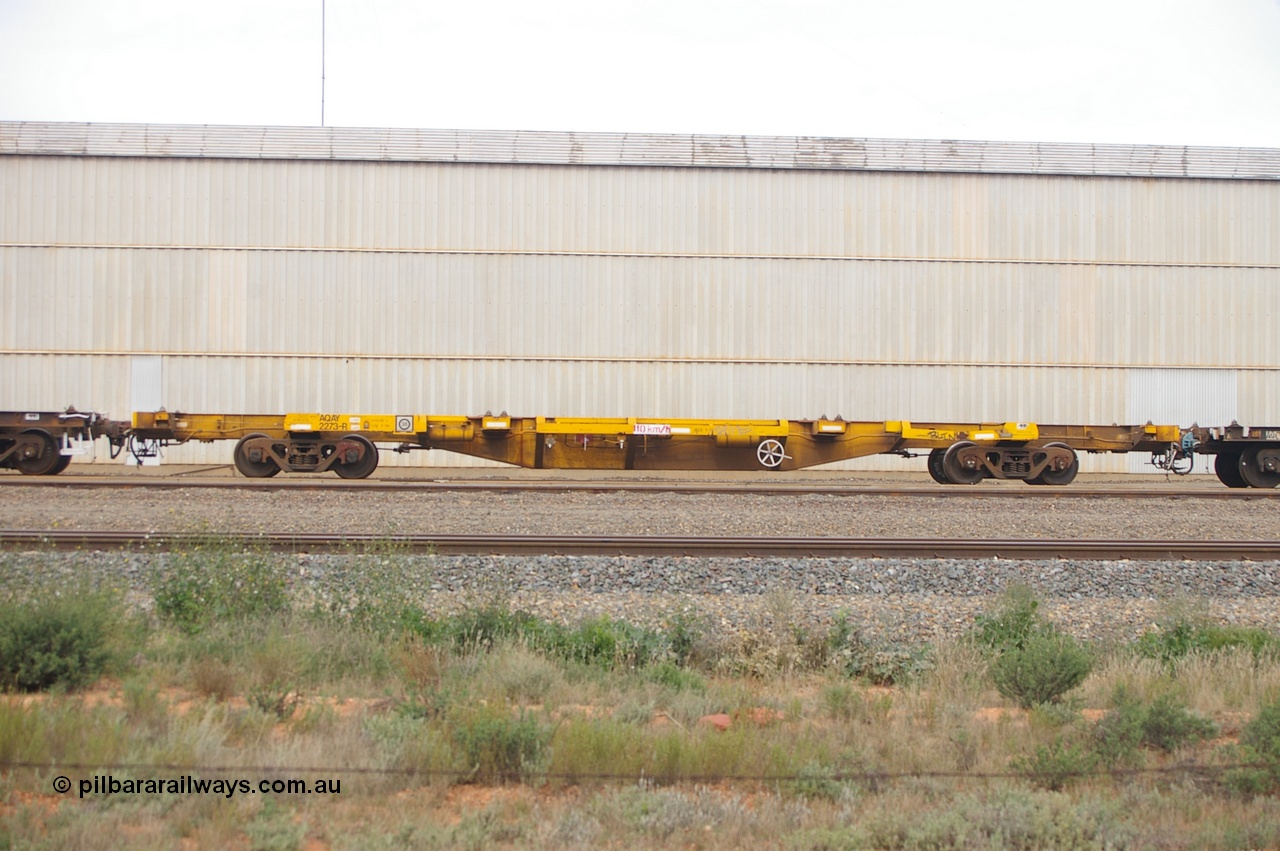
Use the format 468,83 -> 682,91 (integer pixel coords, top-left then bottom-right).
1214,453 -> 1249,488
1239,446 -> 1280,489
1036,442 -> 1079,486
927,448 -> 951,484
756,438 -> 787,469
234,433 -> 281,478
334,434 -> 379,479
15,430 -> 61,475
49,454 -> 73,475
941,441 -> 984,485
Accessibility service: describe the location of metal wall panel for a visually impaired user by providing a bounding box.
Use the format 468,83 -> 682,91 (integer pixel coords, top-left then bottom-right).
129,355 -> 163,411
3,246 -> 1276,369
1125,369 -> 1240,474
1238,372 -> 1280,428
3,157 -> 1279,265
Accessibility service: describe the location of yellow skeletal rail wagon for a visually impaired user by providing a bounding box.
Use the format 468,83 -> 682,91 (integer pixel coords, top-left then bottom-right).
122,410 -> 1195,487
4,408 -> 1276,488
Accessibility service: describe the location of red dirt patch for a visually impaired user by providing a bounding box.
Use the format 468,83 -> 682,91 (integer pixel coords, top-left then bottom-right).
973,707 -> 1029,726
740,707 -> 785,726
1,790 -> 63,818
698,712 -> 732,731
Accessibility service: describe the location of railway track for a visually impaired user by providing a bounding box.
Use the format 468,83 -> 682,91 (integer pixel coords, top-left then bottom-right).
2,530 -> 1277,561
2,474 -> 1275,500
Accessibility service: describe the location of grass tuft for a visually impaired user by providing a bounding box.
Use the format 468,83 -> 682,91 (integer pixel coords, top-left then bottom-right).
1136,612 -> 1280,665
450,705 -> 549,783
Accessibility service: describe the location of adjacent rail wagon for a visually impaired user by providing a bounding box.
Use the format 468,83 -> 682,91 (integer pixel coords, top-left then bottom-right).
0,410 -> 128,476
1194,424 -> 1280,489
4,408 -> 1278,488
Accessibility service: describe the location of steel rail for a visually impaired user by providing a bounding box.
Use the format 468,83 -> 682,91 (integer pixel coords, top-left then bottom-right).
2,530 -> 1276,561
1,475 -> 1274,500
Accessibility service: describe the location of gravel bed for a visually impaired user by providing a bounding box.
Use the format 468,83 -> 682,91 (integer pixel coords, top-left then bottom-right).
4,549 -> 1278,645
4,486 -> 1280,539
4,484 -> 1278,645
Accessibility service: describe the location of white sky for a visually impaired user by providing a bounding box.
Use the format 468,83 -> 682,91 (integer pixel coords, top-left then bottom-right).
1,0 -> 1278,147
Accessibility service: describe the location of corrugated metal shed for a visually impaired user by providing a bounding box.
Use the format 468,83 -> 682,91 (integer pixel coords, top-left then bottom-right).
2,121 -> 1279,180
3,157 -> 1276,263
2,121 -> 1277,472
4,250 -> 1276,367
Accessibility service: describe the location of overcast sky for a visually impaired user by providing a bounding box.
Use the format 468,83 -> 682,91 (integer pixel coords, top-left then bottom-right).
1,0 -> 1278,148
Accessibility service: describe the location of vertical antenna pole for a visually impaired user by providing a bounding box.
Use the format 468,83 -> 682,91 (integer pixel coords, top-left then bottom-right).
321,0 -> 326,126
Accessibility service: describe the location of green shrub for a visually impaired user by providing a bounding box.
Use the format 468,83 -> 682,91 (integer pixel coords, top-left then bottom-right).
1242,700 -> 1280,764
785,761 -> 848,801
972,586 -> 1093,708
0,588 -> 122,692
1136,618 -> 1280,664
971,584 -> 1047,652
548,718 -> 649,782
642,661 -> 706,693
1092,689 -> 1216,766
853,643 -> 933,686
405,606 -> 671,671
990,631 -> 1093,708
1011,738 -> 1099,791
153,541 -> 287,632
824,611 -> 860,662
450,706 -> 549,783
404,606 -> 540,653
1139,693 -> 1217,752
825,613 -> 932,685
1228,699 -> 1280,794
247,798 -> 306,851
320,543 -> 425,634
822,682 -> 864,722
546,616 -> 666,669
665,608 -> 705,667
1091,690 -> 1146,768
